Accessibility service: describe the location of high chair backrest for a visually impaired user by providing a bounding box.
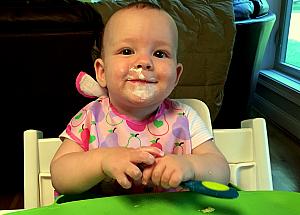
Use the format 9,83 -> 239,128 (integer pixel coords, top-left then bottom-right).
24,130 -> 62,209
23,99 -> 272,209
214,119 -> 273,191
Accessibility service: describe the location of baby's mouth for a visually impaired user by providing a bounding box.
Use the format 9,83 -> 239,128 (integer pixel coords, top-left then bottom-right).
127,67 -> 157,84
127,78 -> 157,84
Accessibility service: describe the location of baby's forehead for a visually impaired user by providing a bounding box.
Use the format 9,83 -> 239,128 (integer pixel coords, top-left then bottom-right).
103,7 -> 178,46
111,7 -> 174,21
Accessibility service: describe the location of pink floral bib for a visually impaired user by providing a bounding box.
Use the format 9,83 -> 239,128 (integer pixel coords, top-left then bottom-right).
63,96 -> 192,155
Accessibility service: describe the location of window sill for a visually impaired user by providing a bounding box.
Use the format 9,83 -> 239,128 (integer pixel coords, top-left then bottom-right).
259,69 -> 300,93
258,69 -> 300,106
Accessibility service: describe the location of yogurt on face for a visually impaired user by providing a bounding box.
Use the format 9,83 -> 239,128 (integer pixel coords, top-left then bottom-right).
127,67 -> 156,100
129,67 -> 145,80
132,84 -> 156,100
128,67 -> 157,100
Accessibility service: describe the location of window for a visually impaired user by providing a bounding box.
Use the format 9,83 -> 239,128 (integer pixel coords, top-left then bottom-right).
275,0 -> 300,80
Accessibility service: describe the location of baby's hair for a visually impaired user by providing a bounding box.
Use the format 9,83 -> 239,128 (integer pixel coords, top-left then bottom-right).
124,1 -> 161,10
93,1 -> 163,60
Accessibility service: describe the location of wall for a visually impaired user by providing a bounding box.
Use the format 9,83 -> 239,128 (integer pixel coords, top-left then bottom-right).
260,0 -> 282,69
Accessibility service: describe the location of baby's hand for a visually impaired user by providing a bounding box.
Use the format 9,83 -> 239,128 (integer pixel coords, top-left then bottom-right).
142,154 -> 194,189
100,147 -> 164,189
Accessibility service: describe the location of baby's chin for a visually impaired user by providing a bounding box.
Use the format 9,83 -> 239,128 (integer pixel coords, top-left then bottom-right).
118,85 -> 171,108
123,90 -> 161,107
132,84 -> 156,99
128,94 -> 159,106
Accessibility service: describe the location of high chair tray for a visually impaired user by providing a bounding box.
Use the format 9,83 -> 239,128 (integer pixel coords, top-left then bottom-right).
7,191 -> 300,215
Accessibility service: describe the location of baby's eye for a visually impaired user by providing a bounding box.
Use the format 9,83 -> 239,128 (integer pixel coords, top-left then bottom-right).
121,48 -> 134,55
153,50 -> 167,58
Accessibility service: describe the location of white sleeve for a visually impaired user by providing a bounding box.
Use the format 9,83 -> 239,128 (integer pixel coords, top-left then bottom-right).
179,102 -> 214,149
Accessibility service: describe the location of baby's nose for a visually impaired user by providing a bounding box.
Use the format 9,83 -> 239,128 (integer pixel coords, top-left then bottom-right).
136,63 -> 152,70
135,55 -> 153,70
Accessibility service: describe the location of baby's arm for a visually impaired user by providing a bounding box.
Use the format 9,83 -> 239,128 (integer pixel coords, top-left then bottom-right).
185,139 -> 230,184
50,138 -> 164,194
142,140 -> 230,189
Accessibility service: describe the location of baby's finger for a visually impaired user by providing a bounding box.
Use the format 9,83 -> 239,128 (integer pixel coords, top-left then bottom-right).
160,168 -> 174,189
115,173 -> 132,189
140,146 -> 164,158
151,162 -> 166,186
125,163 -> 143,181
168,172 -> 183,188
142,165 -> 154,185
130,150 -> 156,165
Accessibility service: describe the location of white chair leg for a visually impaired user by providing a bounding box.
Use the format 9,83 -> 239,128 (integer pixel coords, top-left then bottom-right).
24,130 -> 43,208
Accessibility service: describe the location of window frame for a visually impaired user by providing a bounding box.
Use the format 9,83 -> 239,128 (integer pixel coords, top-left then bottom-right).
274,0 -> 300,80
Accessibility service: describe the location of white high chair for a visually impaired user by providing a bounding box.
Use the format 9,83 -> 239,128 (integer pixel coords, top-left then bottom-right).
23,99 -> 273,209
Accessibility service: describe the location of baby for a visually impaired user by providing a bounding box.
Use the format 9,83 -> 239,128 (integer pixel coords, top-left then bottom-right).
50,2 -> 230,196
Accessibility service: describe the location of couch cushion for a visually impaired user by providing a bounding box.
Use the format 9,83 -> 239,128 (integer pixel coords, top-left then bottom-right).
0,0 -> 102,33
90,0 -> 235,121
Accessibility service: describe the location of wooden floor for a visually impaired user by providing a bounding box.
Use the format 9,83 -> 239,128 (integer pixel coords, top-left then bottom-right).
267,120 -> 300,192
0,119 -> 299,210
0,191 -> 23,210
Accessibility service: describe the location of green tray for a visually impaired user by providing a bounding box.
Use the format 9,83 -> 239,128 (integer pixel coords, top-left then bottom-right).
7,191 -> 300,215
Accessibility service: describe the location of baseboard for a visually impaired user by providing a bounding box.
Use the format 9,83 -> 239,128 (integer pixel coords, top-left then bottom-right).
253,94 -> 300,140
253,70 -> 300,140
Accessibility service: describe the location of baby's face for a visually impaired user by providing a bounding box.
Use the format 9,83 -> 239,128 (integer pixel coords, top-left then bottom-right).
95,7 -> 182,111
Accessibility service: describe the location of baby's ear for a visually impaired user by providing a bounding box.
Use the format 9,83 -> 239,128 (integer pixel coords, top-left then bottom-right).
174,63 -> 183,86
94,58 -> 107,87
